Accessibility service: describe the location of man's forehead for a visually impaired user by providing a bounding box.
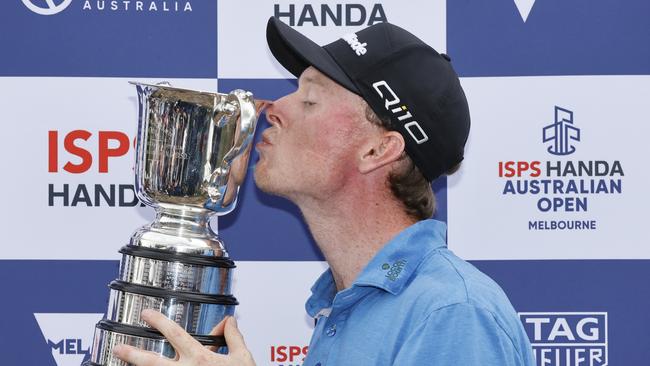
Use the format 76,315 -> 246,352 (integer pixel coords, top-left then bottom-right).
299,67 -> 332,88
298,67 -> 363,105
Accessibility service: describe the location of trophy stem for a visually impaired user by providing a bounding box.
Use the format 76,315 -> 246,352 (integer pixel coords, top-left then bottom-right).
153,206 -> 217,236
127,206 -> 228,257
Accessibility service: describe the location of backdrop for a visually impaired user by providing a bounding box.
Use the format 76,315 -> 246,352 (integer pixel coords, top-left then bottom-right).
1,1 -> 649,365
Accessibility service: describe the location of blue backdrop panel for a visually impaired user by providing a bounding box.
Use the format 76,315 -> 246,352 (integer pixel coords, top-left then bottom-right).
4,260 -> 648,365
0,1 -> 218,77
0,261 -> 117,365
448,0 -> 650,77
473,259 -> 650,366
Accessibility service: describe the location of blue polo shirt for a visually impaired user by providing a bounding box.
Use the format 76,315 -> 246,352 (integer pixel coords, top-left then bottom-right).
303,219 -> 535,366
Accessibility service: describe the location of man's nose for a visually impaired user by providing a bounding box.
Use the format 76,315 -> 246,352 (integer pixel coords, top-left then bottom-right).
264,98 -> 284,127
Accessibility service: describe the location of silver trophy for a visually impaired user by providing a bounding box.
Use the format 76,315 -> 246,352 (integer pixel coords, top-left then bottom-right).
85,82 -> 268,366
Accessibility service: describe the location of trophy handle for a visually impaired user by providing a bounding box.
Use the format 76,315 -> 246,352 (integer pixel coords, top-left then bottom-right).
206,90 -> 257,203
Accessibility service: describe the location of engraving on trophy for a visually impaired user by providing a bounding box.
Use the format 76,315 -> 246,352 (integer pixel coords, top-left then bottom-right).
84,83 -> 269,366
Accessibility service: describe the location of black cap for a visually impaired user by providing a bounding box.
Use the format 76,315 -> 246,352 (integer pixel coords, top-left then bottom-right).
266,17 -> 470,181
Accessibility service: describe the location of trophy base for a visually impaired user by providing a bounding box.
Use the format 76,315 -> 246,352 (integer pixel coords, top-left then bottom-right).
107,280 -> 237,334
118,245 -> 235,294
87,242 -> 236,365
87,320 -> 227,366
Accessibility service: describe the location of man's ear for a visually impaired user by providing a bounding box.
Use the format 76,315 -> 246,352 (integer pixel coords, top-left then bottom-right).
358,131 -> 405,174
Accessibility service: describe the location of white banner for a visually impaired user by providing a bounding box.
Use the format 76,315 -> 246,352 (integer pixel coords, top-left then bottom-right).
217,0 -> 446,79
0,77 -> 218,259
448,76 -> 650,260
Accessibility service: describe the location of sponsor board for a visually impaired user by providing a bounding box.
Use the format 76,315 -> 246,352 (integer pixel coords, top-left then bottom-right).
520,312 -> 608,366
4,260 -> 650,365
34,313 -> 104,366
472,260 -> 650,366
1,260 -> 325,365
448,0 -> 650,76
223,261 -> 326,366
217,0 -> 445,78
21,0 -> 193,15
499,105 -> 624,231
1,0 -> 217,77
0,77 -> 218,259
270,345 -> 309,366
448,76 -> 650,259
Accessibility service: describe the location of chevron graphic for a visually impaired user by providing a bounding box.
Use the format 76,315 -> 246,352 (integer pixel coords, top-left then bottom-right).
513,0 -> 537,22
34,313 -> 104,366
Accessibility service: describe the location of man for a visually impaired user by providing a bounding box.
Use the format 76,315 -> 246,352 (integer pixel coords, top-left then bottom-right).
114,17 -> 535,366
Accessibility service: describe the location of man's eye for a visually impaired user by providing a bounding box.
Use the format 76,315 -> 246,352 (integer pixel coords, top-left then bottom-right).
303,101 -> 316,107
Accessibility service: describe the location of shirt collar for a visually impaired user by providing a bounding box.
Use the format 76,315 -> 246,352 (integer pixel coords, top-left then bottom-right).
306,268 -> 337,317
306,219 -> 448,317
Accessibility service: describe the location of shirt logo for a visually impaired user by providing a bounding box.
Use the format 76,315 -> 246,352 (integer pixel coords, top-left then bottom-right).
341,33 -> 367,56
382,259 -> 407,281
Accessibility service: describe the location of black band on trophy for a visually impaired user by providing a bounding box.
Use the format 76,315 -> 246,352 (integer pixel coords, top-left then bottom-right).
109,281 -> 240,305
119,245 -> 237,268
96,320 -> 228,347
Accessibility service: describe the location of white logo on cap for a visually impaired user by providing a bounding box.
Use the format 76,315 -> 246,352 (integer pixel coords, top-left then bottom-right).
372,80 -> 429,145
341,33 -> 367,56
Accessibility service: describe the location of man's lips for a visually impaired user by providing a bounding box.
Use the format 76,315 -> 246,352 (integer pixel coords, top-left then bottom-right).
262,134 -> 273,145
256,133 -> 273,150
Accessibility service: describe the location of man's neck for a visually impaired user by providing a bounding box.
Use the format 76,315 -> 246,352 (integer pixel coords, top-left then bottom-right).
296,187 -> 416,291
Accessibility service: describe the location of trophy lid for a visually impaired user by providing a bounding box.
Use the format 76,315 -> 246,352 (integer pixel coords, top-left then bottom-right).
129,81 -> 227,109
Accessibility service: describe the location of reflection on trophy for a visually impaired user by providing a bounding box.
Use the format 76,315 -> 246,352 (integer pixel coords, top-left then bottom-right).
84,83 -> 268,366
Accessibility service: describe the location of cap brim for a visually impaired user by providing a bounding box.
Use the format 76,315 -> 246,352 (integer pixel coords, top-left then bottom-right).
266,17 -> 359,94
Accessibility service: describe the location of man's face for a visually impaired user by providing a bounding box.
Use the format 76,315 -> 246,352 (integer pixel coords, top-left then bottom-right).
254,67 -> 375,201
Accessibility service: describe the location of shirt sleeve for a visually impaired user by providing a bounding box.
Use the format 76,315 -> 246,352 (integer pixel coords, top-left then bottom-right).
392,302 -> 526,366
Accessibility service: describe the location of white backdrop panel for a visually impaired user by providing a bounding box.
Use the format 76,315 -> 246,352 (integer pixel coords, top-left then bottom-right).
448,75 -> 650,260
217,0 -> 446,79
0,77 -> 218,260
234,261 -> 328,365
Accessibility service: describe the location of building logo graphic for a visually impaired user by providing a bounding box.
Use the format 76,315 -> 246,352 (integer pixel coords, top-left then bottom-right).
22,0 -> 72,15
519,312 -> 608,366
543,106 -> 581,156
34,313 -> 104,366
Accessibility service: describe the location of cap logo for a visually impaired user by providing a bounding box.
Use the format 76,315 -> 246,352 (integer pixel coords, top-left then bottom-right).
341,33 -> 367,56
372,80 -> 429,144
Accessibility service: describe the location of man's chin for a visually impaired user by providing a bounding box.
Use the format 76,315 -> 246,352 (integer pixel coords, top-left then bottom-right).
253,168 -> 276,194
253,168 -> 292,199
